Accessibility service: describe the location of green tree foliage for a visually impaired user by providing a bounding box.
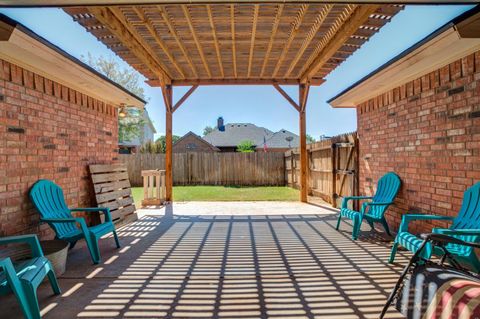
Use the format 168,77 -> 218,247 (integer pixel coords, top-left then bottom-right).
203,125 -> 215,136
140,135 -> 181,154
236,140 -> 256,153
306,134 -> 316,144
81,53 -> 148,142
139,141 -> 161,154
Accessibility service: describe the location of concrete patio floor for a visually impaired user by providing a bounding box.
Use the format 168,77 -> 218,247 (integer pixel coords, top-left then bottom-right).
2,202 -> 409,319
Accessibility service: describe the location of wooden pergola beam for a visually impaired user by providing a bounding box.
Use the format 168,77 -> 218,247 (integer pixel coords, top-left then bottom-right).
272,4 -> 308,78
172,85 -> 198,113
285,4 -> 332,78
247,4 -> 259,78
206,4 -> 224,78
300,5 -> 379,82
182,4 -> 212,78
146,78 -> 325,86
230,4 -> 237,78
133,6 -> 185,78
157,5 -> 198,78
89,6 -> 171,84
8,0 -> 469,6
260,4 -> 283,78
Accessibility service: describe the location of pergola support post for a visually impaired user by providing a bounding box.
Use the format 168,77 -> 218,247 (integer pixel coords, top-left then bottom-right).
163,85 -> 173,202
272,83 -> 310,202
299,83 -> 310,202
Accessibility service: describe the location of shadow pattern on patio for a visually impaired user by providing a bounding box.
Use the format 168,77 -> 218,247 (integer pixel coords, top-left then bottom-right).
2,206 -> 408,319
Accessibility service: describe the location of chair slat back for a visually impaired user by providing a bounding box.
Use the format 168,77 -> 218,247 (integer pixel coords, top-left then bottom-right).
369,172 -> 401,218
30,180 -> 77,238
450,182 -> 480,247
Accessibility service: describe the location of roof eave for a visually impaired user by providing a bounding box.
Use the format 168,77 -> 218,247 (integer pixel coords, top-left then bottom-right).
329,6 -> 480,108
0,13 -> 146,108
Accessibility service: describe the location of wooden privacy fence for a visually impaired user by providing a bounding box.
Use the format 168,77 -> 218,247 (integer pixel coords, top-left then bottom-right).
285,132 -> 359,208
120,152 -> 285,187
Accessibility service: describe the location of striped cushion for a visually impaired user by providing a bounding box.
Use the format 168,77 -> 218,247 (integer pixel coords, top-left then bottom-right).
396,264 -> 480,319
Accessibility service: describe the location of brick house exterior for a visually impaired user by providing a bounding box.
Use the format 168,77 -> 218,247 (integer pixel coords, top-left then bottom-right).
329,9 -> 480,234
173,131 -> 220,153
0,15 -> 145,238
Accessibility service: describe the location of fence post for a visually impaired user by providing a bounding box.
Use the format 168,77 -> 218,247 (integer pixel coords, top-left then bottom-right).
331,143 -> 337,208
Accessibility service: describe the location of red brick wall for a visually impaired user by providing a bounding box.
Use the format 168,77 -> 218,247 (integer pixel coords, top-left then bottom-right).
357,51 -> 480,234
0,59 -> 119,239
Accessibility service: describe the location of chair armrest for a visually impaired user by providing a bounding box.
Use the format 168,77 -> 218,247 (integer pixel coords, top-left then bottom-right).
341,196 -> 373,209
41,217 -> 91,235
71,207 -> 112,222
420,233 -> 480,250
41,217 -> 79,223
398,214 -> 454,233
433,228 -> 480,237
0,234 -> 43,257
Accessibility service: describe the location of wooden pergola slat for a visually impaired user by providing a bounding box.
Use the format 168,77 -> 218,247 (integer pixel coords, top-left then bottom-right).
63,3 -> 403,202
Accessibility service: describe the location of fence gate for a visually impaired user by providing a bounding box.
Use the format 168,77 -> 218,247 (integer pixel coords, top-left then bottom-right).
285,132 -> 359,208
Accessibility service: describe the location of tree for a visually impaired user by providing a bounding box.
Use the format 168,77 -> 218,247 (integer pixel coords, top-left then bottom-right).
154,135 -> 181,153
236,140 -> 255,153
306,134 -> 316,144
139,140 -> 161,154
81,53 -> 147,142
203,125 -> 215,136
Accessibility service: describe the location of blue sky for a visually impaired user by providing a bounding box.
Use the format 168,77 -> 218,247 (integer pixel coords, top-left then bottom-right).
0,5 -> 473,139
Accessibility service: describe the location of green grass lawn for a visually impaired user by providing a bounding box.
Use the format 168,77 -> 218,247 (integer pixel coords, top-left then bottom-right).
132,186 -> 299,206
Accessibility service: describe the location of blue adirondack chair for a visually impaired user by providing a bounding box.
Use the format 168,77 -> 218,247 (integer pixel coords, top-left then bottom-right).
0,234 -> 61,319
29,180 -> 120,264
389,182 -> 480,272
336,172 -> 401,240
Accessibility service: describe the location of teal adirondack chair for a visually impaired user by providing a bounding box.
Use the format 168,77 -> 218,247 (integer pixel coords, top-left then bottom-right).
30,180 -> 120,264
0,234 -> 61,319
389,182 -> 480,272
336,172 -> 401,240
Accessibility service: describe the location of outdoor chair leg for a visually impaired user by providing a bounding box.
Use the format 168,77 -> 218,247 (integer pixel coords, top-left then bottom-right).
335,214 -> 342,230
352,215 -> 362,240
389,242 -> 398,263
47,269 -> 61,295
8,278 -> 34,319
22,282 -> 41,319
84,235 -> 101,264
366,218 -> 374,230
381,218 -> 392,236
112,230 -> 121,248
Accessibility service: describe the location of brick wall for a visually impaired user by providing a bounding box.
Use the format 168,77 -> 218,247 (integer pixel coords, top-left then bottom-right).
357,50 -> 480,234
0,59 -> 119,239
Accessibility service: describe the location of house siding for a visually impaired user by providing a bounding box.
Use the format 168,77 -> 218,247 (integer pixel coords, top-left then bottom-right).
356,50 -> 480,234
0,59 -> 118,239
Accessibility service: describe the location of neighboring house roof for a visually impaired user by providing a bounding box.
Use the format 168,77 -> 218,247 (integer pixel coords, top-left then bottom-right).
203,123 -> 273,147
173,131 -> 220,151
328,6 -> 480,108
0,13 -> 145,108
203,123 -> 299,149
264,129 -> 300,149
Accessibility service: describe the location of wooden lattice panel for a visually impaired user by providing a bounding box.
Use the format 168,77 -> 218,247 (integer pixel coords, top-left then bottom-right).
89,163 -> 137,224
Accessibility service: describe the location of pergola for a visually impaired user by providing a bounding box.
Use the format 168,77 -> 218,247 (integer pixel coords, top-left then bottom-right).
11,1 -> 407,202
